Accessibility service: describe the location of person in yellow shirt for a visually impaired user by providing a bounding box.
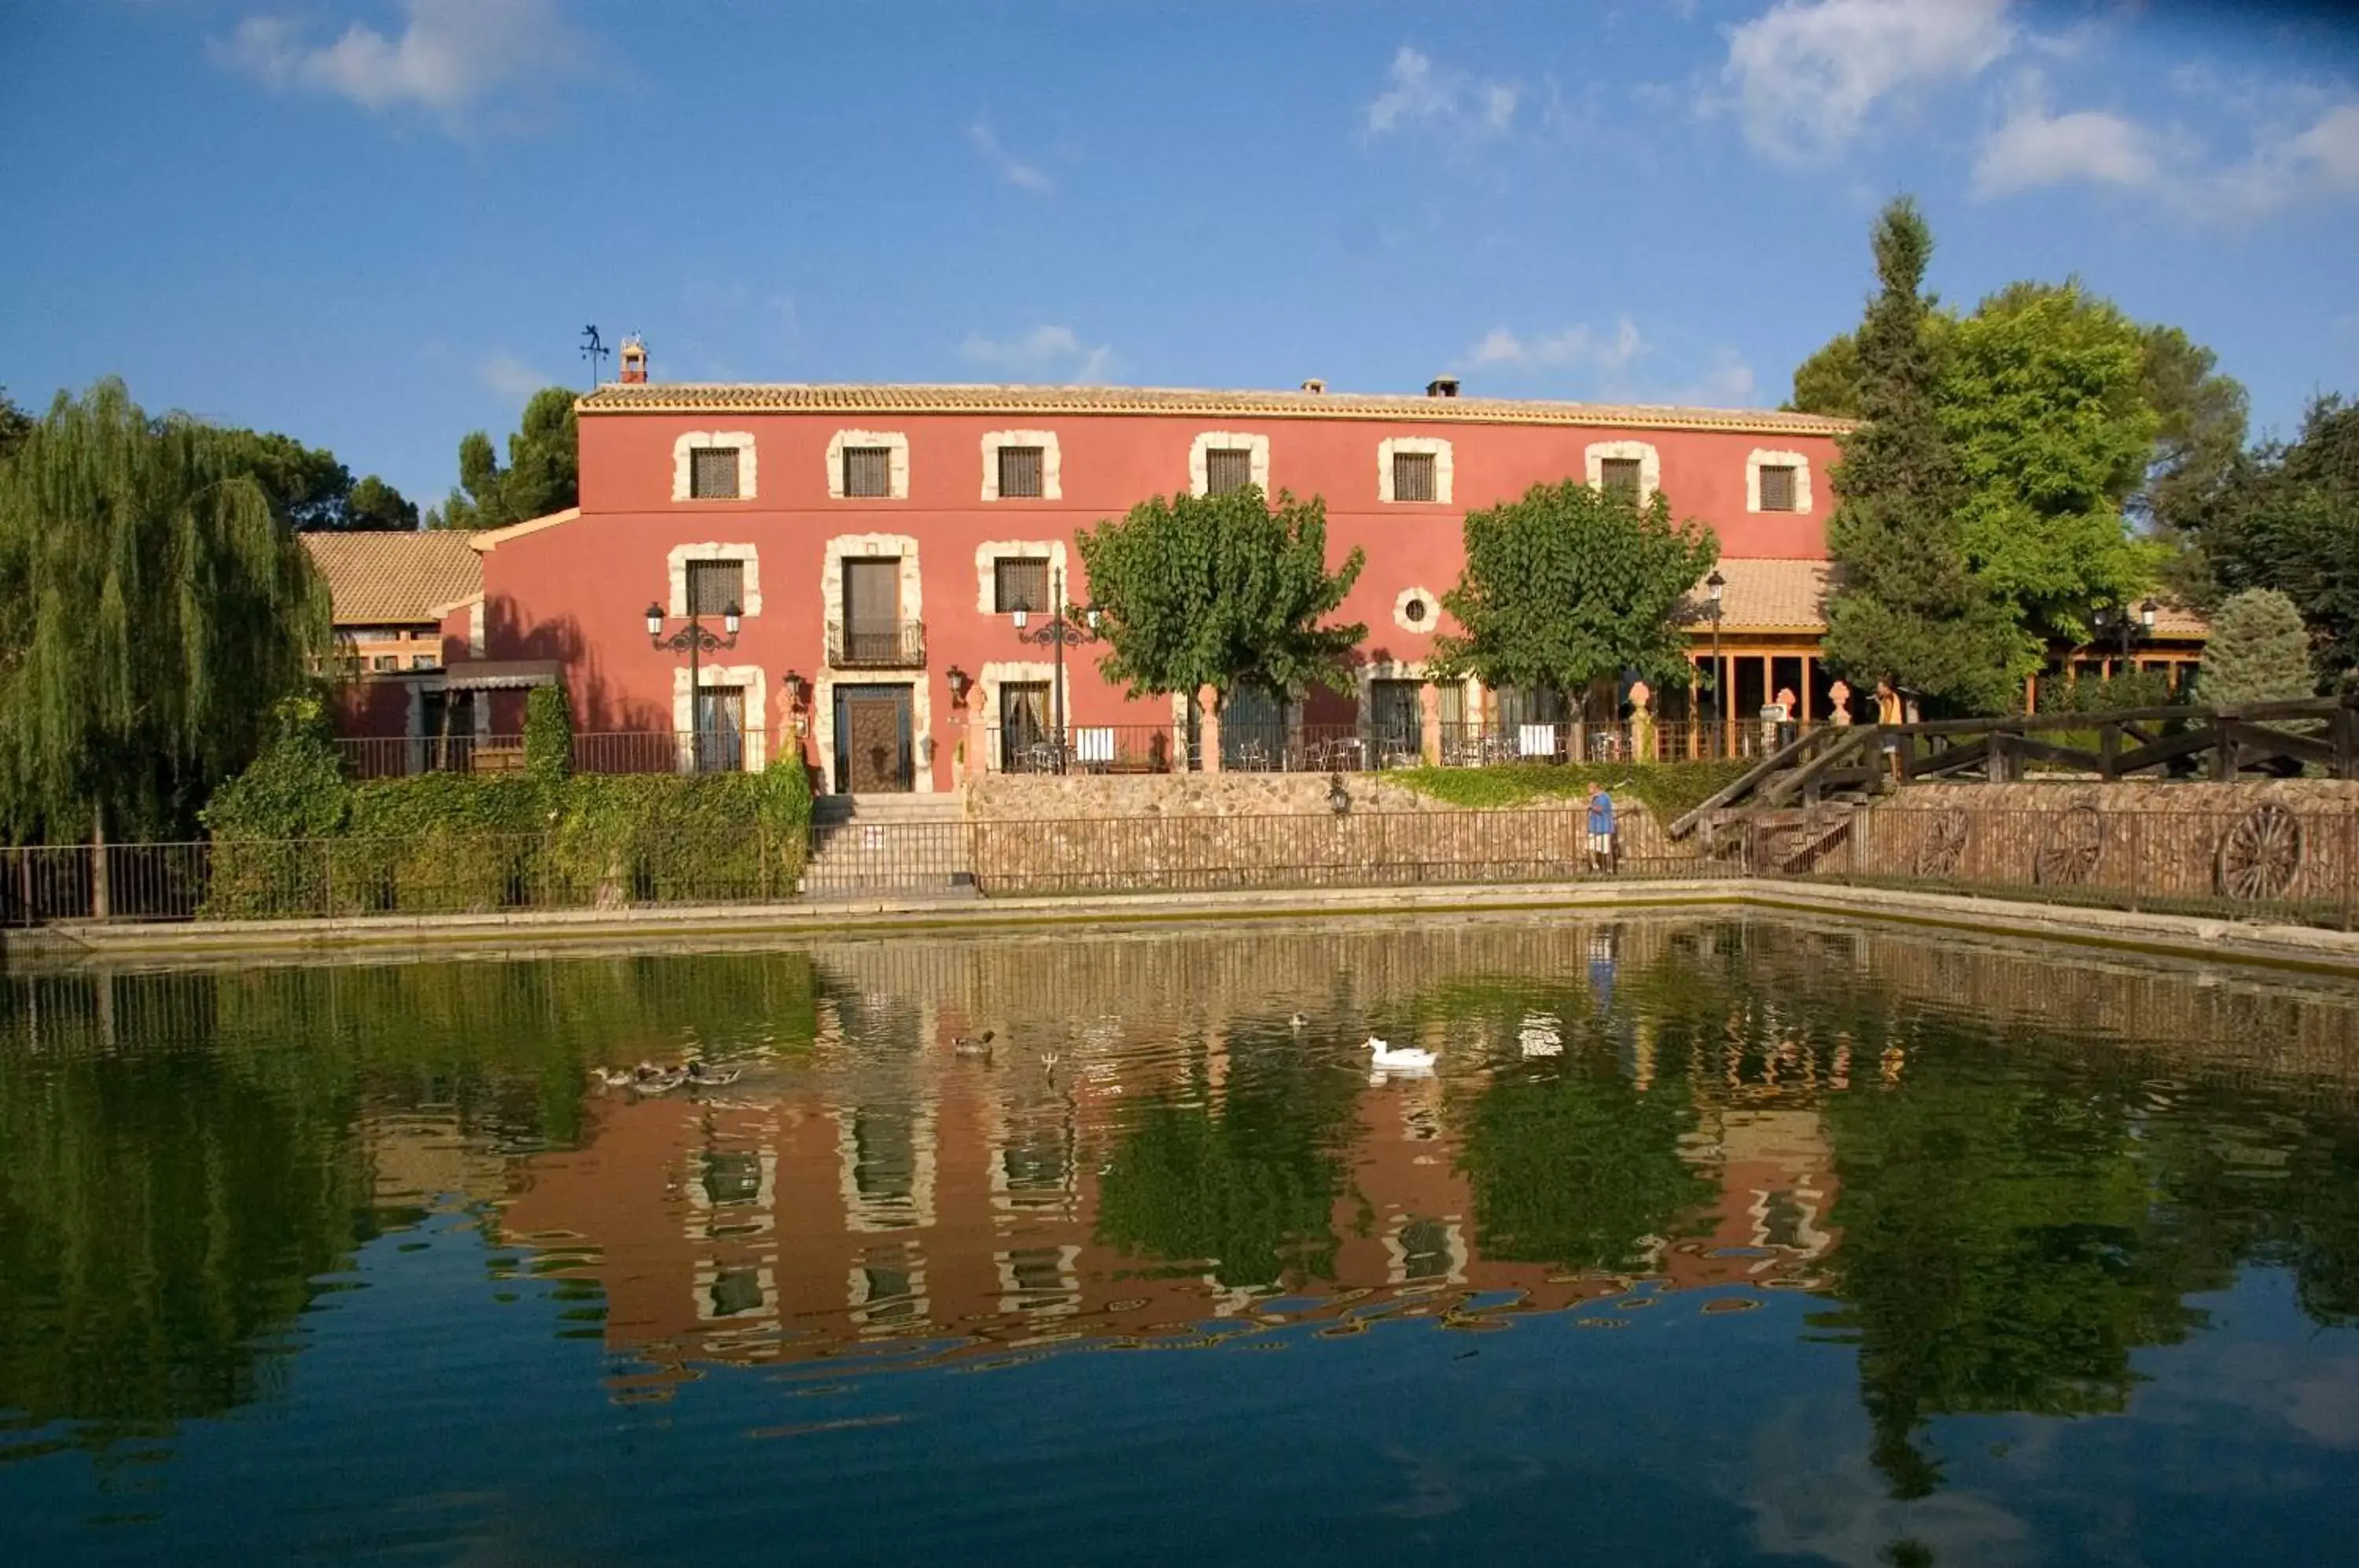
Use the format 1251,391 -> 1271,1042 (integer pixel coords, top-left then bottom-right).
1875,679 -> 1905,782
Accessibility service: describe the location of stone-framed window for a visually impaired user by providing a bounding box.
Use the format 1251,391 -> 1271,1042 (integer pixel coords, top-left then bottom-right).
973,539 -> 1069,613
1584,440 -> 1661,502
1189,431 -> 1271,498
686,558 -> 745,617
672,430 -> 756,502
993,557 -> 1051,614
1746,449 -> 1814,514
1378,436 -> 1453,504
826,429 -> 910,500
667,543 -> 763,617
1393,586 -> 1441,635
981,430 -> 1062,502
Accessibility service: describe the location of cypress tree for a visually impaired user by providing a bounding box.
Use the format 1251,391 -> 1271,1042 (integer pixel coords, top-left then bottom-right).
2196,588 -> 2315,706
0,380 -> 330,844
1822,198 -> 2028,714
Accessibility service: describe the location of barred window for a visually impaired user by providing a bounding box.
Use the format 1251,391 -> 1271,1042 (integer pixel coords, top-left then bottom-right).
1392,451 -> 1437,503
995,556 -> 1051,614
1600,457 -> 1643,502
371,654 -> 398,672
842,446 -> 892,499
689,446 -> 742,499
1205,447 -> 1253,496
410,653 -> 437,670
687,558 -> 745,617
1758,464 -> 1797,512
998,445 -> 1045,499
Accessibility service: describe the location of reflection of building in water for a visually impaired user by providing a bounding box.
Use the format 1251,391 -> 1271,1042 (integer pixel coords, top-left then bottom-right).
497,942 -> 1847,1395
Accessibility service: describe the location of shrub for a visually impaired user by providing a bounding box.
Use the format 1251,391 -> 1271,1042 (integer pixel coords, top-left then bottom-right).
524,686 -> 573,783
2199,588 -> 2316,708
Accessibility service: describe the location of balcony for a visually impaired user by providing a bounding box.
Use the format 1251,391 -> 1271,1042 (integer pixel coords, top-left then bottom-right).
827,619 -> 926,670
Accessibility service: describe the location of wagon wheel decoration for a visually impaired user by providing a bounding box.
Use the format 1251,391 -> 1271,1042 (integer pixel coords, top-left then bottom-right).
2215,804 -> 2305,901
1912,809 -> 1971,878
2033,804 -> 2106,885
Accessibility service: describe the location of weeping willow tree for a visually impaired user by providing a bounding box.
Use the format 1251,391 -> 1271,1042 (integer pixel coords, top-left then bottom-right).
0,380 -> 329,845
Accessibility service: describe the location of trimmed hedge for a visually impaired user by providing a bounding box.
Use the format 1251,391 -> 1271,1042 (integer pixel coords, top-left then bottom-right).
201,700 -> 814,918
1389,760 -> 1752,821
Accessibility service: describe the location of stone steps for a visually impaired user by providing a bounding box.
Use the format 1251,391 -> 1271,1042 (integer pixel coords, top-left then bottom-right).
803,793 -> 973,896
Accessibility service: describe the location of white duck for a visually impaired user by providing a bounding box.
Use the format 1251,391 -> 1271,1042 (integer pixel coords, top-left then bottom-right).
1366,1036 -> 1437,1073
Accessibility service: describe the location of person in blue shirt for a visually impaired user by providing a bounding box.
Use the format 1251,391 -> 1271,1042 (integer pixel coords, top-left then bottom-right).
1585,782 -> 1617,874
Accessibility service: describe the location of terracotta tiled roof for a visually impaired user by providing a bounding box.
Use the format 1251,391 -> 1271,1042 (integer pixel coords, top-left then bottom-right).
2149,600 -> 2209,639
1683,558 -> 1831,631
300,532 -> 483,625
578,381 -> 1855,437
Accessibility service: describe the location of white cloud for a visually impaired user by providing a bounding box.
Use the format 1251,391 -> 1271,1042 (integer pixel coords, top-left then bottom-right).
968,120 -> 1052,193
215,0 -> 589,127
478,352 -> 556,402
1720,0 -> 2017,163
1973,101 -> 2163,197
1971,81 -> 2359,219
1364,46 -> 1521,139
1679,347 -> 1758,406
961,326 -> 1113,384
1462,317 -> 1649,377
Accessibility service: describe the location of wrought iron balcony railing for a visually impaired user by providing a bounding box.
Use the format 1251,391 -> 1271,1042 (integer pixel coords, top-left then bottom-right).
827,619 -> 926,669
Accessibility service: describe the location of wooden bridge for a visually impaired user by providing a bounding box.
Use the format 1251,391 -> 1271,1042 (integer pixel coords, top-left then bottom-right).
1669,696 -> 2359,840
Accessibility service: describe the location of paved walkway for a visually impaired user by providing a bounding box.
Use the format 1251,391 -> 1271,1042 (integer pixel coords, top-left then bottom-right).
8,877 -> 2359,976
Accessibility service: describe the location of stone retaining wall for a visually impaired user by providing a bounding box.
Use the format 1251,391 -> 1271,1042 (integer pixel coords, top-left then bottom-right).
1849,779 -> 2359,915
962,773 -> 1709,895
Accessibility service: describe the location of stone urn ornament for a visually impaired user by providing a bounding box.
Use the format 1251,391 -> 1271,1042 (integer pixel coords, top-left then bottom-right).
1828,680 -> 1853,726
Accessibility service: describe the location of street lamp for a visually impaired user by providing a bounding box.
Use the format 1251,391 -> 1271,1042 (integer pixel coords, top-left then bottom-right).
649,597 -> 741,771
1705,569 -> 1727,756
1010,566 -> 1101,773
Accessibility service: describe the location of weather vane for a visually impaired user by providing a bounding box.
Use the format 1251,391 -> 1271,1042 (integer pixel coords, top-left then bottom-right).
580,326 -> 609,389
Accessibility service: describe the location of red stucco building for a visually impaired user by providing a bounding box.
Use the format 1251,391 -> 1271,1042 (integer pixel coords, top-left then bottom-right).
382,357 -> 1908,790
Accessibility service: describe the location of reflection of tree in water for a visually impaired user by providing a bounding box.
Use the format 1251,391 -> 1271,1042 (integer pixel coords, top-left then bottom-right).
1718,927 -> 2359,1502
1095,1029 -> 1359,1289
0,951 -> 823,1459
1419,963 -> 1718,1276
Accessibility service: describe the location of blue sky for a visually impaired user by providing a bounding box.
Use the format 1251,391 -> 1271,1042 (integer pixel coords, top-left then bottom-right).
4,0 -> 2357,510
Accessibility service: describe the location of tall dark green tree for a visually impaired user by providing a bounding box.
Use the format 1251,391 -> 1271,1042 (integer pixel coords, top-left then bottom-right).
2183,396 -> 2359,683
1430,479 -> 1717,716
428,387 -> 580,530
217,429 -> 418,532
0,387 -> 32,462
1075,485 -> 1367,704
1821,199 -> 2028,713
0,381 -> 329,844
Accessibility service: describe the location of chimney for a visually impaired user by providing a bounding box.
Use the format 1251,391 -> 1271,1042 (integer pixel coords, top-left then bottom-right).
1426,375 -> 1460,399
1301,377 -> 1326,394
619,334 -> 649,384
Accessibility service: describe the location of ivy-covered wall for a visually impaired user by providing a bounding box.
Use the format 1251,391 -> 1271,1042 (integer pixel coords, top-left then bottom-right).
200,697 -> 813,918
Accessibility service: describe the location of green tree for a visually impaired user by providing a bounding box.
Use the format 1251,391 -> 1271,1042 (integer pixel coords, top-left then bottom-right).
1787,329 -> 1866,418
1821,198 -> 2029,713
0,387 -> 32,462
2187,397 -> 2359,683
0,381 -> 329,845
2196,587 -> 2316,705
1074,485 -> 1367,704
344,473 -> 421,532
1430,478 -> 1717,714
1944,282 -> 2159,646
428,387 -> 580,530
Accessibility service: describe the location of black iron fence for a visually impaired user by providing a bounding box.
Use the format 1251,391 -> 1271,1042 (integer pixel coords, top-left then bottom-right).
11,800 -> 2359,929
337,730 -> 790,779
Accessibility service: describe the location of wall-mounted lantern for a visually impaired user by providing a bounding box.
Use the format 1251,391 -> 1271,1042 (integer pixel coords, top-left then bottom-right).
945,664 -> 973,711
1327,774 -> 1352,815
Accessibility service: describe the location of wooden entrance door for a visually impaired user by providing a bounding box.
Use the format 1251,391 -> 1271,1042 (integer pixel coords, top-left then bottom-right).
834,684 -> 913,793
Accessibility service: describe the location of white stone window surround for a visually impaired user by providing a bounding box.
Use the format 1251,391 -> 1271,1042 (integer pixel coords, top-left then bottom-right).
671,664 -> 767,740
1584,440 -> 1662,502
981,429 -> 1063,501
1393,586 -> 1441,636
1746,448 -> 1814,514
974,659 -> 1057,770
973,539 -> 1069,613
466,598 -> 485,656
826,429 -> 911,500
1189,431 -> 1272,496
672,430 -> 758,502
815,532 -> 935,795
1377,436 -> 1453,504
668,543 -> 763,617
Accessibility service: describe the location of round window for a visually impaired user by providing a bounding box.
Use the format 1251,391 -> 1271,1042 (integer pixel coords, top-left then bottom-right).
1404,597 -> 1427,624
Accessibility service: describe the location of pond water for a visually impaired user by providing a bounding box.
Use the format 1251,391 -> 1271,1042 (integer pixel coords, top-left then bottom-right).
5,917 -> 2359,1565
